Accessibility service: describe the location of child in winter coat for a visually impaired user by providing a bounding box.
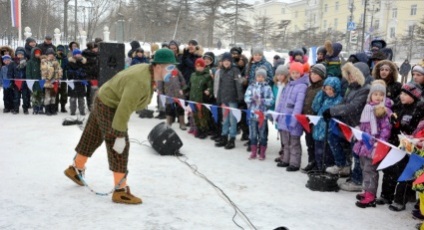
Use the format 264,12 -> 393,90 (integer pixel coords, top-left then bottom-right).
40,48 -> 63,115
1,55 -> 14,113
323,41 -> 343,78
245,68 -> 274,160
67,49 -> 87,116
372,60 -> 402,101
215,53 -> 243,149
273,65 -> 290,163
130,48 -> 149,66
408,120 -> 424,223
378,82 -> 424,212
246,48 -> 274,86
353,80 -> 392,208
312,77 -> 343,170
188,58 -> 213,139
301,63 -> 327,172
275,62 -> 309,171
412,61 -> 424,92
12,48 -> 30,114
26,47 -> 43,114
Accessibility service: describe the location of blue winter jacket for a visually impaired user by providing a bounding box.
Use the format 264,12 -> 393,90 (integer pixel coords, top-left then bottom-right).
244,81 -> 274,120
312,77 -> 343,141
130,56 -> 149,66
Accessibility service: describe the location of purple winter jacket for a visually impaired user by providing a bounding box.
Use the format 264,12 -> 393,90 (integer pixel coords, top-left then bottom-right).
276,74 -> 309,136
353,104 -> 392,158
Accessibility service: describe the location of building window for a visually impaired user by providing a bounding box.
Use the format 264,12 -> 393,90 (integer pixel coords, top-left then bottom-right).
324,4 -> 328,12
281,8 -> 285,14
323,20 -> 327,29
305,9 -> 307,16
335,1 -> 339,11
409,25 -> 415,36
392,8 -> 397,18
295,25 -> 299,32
295,11 -> 298,18
361,0 -> 365,6
334,18 -> 338,29
390,27 -> 396,38
374,19 -> 379,30
411,5 -> 417,16
360,14 -> 364,23
313,14 -> 316,23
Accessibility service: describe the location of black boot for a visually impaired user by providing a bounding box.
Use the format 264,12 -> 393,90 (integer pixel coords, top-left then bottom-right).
301,161 -> 317,173
155,111 -> 166,119
215,136 -> 228,147
51,105 -> 57,115
45,105 -> 52,116
225,138 -> 235,150
61,104 -> 67,113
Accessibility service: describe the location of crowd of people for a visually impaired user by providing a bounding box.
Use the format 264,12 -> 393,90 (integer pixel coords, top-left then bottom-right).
2,36 -> 424,227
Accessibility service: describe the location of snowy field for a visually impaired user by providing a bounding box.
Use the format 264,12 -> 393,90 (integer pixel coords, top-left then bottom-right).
0,91 -> 418,230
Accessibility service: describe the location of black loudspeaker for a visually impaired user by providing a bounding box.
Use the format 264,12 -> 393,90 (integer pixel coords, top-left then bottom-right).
148,122 -> 183,156
98,42 -> 125,86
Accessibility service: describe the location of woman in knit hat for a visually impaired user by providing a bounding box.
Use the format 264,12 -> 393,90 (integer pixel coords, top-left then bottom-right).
245,47 -> 273,86
412,61 -> 424,92
372,60 -> 402,101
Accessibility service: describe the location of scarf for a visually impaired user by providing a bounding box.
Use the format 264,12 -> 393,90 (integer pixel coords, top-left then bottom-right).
360,103 -> 378,135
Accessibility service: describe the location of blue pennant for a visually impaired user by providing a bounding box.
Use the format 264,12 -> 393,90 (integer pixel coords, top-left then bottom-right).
362,132 -> 373,150
189,102 -> 196,113
2,79 -> 11,88
398,154 -> 424,181
38,80 -> 46,89
81,80 -> 89,86
285,114 -> 291,128
211,105 -> 219,124
330,119 -> 341,136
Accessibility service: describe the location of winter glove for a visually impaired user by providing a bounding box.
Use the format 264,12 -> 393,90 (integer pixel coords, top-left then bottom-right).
390,113 -> 399,128
374,104 -> 387,118
322,109 -> 332,122
113,137 -> 126,154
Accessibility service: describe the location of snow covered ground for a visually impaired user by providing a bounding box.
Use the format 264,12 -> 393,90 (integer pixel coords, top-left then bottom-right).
0,91 -> 418,230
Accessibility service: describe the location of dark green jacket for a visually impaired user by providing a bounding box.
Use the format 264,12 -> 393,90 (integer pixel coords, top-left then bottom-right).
189,68 -> 213,103
26,47 -> 42,91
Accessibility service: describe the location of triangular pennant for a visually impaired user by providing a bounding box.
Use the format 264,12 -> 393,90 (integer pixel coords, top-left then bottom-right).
26,80 -> 35,92
68,81 -> 75,90
362,132 -> 373,150
267,111 -> 279,123
38,80 -> 45,89
377,148 -> 407,170
245,110 -> 251,126
352,128 -> 363,141
189,102 -> 197,113
307,115 -> 321,126
338,123 -> 353,142
295,114 -> 310,133
81,80 -> 89,86
330,120 -> 341,136
414,173 -> 424,186
203,104 -> 211,112
230,108 -> 242,123
372,141 -> 391,165
222,104 -> 230,120
178,99 -> 186,110
254,110 -> 265,128
285,114 -> 292,129
196,103 -> 203,118
159,94 -> 167,108
53,82 -> 59,93
15,80 -> 23,90
210,105 -> 219,124
398,154 -> 424,181
3,79 -> 11,88
91,80 -> 98,87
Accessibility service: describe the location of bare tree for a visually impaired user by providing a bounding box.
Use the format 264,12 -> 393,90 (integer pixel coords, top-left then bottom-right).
253,15 -> 277,48
224,0 -> 252,44
196,0 -> 225,47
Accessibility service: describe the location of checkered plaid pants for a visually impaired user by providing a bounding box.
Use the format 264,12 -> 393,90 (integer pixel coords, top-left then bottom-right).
75,97 -> 129,173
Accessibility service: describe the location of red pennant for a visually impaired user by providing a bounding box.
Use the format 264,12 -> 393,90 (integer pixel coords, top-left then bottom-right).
414,173 -> 424,186
196,103 -> 203,118
338,123 -> 353,141
372,141 -> 391,165
173,98 -> 182,108
53,82 -> 59,93
15,80 -> 23,91
295,114 -> 310,133
254,110 -> 265,128
222,104 -> 230,120
91,80 -> 98,87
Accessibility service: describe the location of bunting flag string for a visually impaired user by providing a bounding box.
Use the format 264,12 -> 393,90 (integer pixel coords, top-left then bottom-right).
372,141 -> 391,165
398,154 -> 424,182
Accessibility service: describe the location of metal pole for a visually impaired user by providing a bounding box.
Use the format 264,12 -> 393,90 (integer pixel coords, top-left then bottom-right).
75,0 -> 78,40
361,0 -> 368,52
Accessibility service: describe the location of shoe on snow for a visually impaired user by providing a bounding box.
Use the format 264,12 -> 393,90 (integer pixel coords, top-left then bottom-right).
64,165 -> 85,186
112,186 -> 142,205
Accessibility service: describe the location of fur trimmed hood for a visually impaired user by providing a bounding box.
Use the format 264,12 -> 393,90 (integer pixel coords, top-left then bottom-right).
0,46 -> 15,58
342,62 -> 365,86
372,60 -> 399,83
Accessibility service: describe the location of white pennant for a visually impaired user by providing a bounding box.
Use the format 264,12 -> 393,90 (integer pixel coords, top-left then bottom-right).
230,108 -> 242,122
377,148 -> 407,170
159,95 -> 167,108
178,99 -> 186,110
267,111 -> 279,122
68,81 -> 75,90
352,128 -> 363,141
203,104 -> 211,111
307,115 -> 321,125
26,80 -> 35,92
